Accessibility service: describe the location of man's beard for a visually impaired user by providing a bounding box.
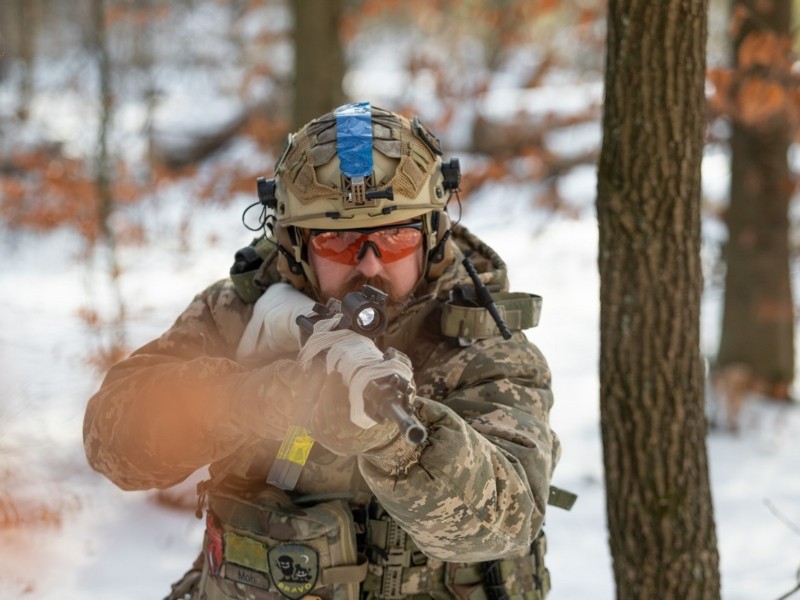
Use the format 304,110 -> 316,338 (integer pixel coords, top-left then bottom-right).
326,275 -> 408,319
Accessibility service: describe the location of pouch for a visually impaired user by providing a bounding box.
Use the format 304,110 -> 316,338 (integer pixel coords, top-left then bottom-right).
200,487 -> 367,600
440,292 -> 541,339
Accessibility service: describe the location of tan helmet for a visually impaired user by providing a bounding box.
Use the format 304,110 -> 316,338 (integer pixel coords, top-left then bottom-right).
260,102 -> 460,292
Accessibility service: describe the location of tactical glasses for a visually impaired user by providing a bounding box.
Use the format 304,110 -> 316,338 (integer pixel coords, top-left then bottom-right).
309,222 -> 423,265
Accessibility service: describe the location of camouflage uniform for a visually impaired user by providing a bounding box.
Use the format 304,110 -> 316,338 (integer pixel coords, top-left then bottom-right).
84,220 -> 559,599
84,221 -> 559,598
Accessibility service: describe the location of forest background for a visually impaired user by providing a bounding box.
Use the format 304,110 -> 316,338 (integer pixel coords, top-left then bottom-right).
1,0 -> 799,598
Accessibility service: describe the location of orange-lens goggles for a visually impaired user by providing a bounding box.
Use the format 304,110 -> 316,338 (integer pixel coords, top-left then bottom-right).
309,222 -> 423,265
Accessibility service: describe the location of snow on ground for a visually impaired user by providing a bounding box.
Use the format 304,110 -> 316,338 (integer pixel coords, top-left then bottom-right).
1,159 -> 799,599
2,5 -> 798,597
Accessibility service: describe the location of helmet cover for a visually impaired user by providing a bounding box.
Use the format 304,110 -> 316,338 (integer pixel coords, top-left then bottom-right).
272,102 -> 456,291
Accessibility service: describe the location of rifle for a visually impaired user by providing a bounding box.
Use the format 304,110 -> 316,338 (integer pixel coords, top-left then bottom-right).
296,285 -> 427,446
267,285 -> 426,491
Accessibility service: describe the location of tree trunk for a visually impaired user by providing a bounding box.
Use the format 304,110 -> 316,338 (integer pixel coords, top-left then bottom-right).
290,0 -> 346,131
91,0 -> 127,353
717,0 -> 794,400
14,0 -> 37,119
91,0 -> 114,244
0,1 -> 14,80
596,1 -> 720,598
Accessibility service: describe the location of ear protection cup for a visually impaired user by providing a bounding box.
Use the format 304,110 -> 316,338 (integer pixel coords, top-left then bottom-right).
425,210 -> 455,281
275,224 -> 319,293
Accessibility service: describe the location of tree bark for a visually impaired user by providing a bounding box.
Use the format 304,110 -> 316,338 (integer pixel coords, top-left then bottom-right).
717,0 -> 794,399
290,0 -> 346,131
596,0 -> 720,598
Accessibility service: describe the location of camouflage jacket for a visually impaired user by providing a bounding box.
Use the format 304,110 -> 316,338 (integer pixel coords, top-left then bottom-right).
83,224 -> 559,564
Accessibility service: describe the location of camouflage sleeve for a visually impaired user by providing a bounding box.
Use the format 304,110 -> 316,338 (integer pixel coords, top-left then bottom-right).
83,279 -> 308,491
358,333 -> 557,562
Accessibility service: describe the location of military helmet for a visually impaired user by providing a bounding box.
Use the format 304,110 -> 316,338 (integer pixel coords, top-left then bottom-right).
259,102 -> 461,291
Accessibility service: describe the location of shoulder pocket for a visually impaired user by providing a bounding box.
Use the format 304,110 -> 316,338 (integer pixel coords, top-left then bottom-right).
441,292 -> 542,339
229,237 -> 280,304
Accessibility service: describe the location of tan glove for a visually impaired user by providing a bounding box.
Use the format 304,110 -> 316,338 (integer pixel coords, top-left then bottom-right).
237,282 -> 316,362
307,372 -> 400,456
239,357 -> 400,456
297,317 -> 416,429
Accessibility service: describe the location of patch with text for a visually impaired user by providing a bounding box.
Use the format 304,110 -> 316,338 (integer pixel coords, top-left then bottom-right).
267,543 -> 320,600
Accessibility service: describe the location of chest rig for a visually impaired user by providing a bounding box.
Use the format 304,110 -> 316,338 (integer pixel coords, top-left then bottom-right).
216,232 -> 574,600
196,480 -> 553,600
356,499 -> 551,600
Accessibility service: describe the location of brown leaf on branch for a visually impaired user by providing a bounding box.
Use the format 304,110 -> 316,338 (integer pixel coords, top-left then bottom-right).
708,27 -> 799,130
737,76 -> 789,127
577,7 -> 601,27
738,31 -> 792,71
0,147 -> 149,243
458,160 -> 510,196
539,0 -> 561,13
106,4 -> 169,27
85,343 -> 131,374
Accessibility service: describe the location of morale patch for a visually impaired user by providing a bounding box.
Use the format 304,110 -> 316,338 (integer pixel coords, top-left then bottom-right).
224,532 -> 268,572
268,543 -> 320,600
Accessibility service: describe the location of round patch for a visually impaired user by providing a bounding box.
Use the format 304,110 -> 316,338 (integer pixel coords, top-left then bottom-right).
267,543 -> 320,599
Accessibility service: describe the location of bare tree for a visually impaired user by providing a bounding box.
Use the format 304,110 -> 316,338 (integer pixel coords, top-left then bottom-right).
0,0 -> 39,118
716,0 -> 795,401
89,0 -> 127,359
596,0 -> 721,597
290,0 -> 346,130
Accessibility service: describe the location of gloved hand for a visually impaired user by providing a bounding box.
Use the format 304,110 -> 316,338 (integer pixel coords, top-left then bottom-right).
237,282 -> 316,362
297,317 -> 415,428
308,373 -> 401,455
297,317 -> 417,455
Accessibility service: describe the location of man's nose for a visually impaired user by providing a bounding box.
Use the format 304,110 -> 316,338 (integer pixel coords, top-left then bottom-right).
355,243 -> 383,277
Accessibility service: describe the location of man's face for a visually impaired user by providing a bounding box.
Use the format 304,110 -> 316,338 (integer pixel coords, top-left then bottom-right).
307,221 -> 423,309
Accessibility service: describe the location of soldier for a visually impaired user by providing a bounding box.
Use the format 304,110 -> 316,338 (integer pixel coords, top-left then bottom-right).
83,102 -> 565,600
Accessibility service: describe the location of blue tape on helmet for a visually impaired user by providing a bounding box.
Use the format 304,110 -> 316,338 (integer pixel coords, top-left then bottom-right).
335,102 -> 374,178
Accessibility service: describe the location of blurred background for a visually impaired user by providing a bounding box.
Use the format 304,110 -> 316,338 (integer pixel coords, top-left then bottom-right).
1,0 -> 799,598
0,0 -> 612,363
